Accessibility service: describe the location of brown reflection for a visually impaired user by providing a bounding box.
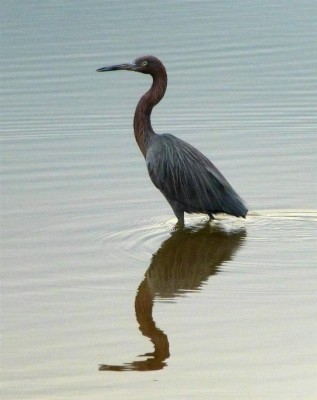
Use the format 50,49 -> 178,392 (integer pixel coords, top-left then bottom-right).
99,222 -> 246,372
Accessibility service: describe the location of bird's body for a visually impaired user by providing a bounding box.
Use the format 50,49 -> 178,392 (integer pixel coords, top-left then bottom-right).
146,133 -> 247,222
97,55 -> 248,225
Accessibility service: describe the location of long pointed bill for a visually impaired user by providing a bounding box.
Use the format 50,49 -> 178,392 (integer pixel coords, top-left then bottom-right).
96,63 -> 136,72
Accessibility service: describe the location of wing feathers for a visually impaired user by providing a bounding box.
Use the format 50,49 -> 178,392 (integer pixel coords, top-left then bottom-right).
146,134 -> 247,217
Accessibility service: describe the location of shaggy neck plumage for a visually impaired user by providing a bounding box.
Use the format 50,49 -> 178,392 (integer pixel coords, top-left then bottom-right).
133,67 -> 167,158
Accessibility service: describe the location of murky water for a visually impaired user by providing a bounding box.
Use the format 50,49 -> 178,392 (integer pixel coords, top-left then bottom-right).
1,1 -> 317,399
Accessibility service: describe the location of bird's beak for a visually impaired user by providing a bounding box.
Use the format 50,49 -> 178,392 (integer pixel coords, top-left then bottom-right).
96,63 -> 136,72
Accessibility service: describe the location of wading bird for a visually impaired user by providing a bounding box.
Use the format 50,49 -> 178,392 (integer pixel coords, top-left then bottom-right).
97,56 -> 248,225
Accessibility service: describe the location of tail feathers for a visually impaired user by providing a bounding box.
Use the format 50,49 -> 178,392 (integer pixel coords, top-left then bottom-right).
212,191 -> 248,218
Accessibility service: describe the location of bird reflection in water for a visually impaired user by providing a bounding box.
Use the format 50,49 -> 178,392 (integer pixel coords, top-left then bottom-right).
99,221 -> 246,372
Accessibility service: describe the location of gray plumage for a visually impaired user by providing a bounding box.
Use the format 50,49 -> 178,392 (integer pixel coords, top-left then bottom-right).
97,55 -> 248,225
146,133 -> 247,222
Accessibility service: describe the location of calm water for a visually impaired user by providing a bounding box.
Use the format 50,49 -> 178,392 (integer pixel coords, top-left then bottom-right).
1,1 -> 317,399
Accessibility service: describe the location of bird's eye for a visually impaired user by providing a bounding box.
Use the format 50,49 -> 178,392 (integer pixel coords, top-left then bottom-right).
141,60 -> 148,66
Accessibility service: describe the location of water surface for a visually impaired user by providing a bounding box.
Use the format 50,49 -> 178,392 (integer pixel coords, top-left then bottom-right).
1,1 -> 317,399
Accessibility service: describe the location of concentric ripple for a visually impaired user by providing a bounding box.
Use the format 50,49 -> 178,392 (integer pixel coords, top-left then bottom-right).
92,209 -> 317,264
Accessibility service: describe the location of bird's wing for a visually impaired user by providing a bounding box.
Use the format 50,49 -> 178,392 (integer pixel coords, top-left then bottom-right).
146,134 -> 247,216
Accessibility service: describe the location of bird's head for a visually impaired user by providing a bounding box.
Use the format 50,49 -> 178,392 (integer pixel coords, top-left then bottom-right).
97,55 -> 165,76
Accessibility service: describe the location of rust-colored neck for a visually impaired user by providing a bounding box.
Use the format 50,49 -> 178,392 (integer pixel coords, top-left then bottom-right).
133,67 -> 167,158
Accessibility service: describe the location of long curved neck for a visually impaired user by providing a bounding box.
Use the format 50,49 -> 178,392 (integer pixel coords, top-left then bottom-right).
133,68 -> 167,158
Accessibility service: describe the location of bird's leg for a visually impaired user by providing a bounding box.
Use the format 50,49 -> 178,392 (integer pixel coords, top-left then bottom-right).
208,213 -> 215,222
176,215 -> 185,228
167,200 -> 184,226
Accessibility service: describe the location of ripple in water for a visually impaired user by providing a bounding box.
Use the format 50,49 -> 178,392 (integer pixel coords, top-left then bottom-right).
91,209 -> 316,263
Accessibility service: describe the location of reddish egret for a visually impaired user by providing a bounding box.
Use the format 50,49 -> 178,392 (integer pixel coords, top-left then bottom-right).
97,56 -> 248,225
